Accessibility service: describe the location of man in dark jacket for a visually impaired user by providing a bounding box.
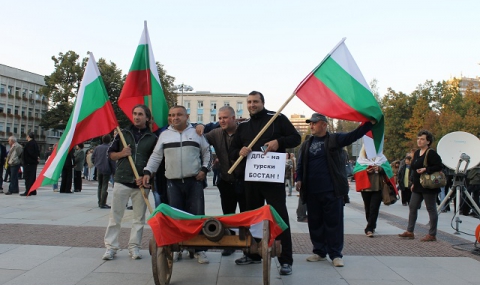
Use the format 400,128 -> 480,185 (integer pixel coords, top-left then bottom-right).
21,132 -> 40,196
103,104 -> 157,261
92,134 -> 115,209
296,113 -> 373,268
229,91 -> 301,275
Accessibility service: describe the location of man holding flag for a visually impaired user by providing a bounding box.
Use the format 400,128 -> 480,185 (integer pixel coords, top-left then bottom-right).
103,104 -> 157,261
296,113 -> 374,267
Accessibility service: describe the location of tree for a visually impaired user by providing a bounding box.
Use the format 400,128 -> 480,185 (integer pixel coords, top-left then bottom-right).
40,51 -> 87,130
157,62 -> 177,109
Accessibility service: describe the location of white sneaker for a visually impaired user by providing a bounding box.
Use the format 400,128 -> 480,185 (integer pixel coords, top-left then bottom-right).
306,254 -> 327,262
102,249 -> 117,260
194,251 -> 209,264
129,248 -> 142,260
173,251 -> 182,262
332,257 -> 344,267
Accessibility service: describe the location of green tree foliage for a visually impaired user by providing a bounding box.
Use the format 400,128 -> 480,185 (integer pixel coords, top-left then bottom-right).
157,62 -> 177,109
39,51 -> 86,130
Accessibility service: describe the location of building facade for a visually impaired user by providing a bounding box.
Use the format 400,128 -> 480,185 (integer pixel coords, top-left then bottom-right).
177,91 -> 248,123
0,64 -> 48,155
289,114 -> 309,135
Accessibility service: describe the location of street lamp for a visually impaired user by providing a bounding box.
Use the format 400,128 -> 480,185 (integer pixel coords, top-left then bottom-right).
174,83 -> 193,106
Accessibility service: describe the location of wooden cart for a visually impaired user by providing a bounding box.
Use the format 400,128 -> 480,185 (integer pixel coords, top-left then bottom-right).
149,219 -> 281,285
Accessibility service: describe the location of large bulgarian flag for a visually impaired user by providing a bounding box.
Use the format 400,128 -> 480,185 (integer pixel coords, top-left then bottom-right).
28,53 -> 118,195
118,21 -> 168,131
294,38 -> 384,159
148,204 -> 288,247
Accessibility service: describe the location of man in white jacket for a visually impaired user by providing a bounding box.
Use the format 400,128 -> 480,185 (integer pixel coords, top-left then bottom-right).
143,105 -> 211,264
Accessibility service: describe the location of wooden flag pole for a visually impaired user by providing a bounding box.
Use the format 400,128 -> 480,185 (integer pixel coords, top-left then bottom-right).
116,126 -> 154,214
228,92 -> 297,174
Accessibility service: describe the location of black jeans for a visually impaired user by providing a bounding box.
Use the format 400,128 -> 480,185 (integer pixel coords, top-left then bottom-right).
244,181 -> 293,265
73,170 -> 82,191
216,178 -> 246,214
60,168 -> 73,193
360,190 -> 382,233
97,172 -> 110,206
306,191 -> 344,260
23,164 -> 37,194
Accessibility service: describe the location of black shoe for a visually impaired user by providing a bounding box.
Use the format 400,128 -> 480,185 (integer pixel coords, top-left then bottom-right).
4,192 -> 12,195
74,190 -> 81,192
20,192 -> 28,196
221,249 -> 235,256
126,206 -> 133,210
235,255 -> 261,265
279,264 -> 292,275
100,205 -> 111,209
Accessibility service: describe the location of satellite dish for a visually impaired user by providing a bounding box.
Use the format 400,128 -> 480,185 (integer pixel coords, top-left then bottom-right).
437,131 -> 480,170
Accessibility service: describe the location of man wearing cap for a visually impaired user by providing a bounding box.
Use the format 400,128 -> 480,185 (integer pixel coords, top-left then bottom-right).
296,113 -> 374,267
21,132 -> 40,196
229,91 -> 301,275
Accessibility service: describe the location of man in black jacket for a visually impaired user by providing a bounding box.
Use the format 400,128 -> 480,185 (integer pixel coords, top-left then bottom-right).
229,91 -> 301,275
21,132 -> 40,196
296,113 -> 373,268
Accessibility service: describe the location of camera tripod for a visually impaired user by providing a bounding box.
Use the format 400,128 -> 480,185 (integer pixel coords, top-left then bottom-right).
437,153 -> 480,234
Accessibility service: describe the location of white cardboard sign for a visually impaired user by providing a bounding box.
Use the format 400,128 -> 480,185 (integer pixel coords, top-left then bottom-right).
244,151 -> 286,183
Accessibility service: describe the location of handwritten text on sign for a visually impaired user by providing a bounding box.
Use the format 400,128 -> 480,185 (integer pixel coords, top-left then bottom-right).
244,151 -> 286,183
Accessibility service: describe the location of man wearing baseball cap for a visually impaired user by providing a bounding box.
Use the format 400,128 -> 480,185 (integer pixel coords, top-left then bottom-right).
296,113 -> 375,267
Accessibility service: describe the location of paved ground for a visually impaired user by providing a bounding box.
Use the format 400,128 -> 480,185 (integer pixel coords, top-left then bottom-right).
1,166 -> 480,284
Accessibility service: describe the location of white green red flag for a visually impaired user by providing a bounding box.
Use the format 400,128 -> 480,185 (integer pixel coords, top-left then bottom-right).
148,204 -> 288,247
294,38 -> 384,158
28,53 -> 118,195
353,150 -> 398,194
118,21 -> 168,131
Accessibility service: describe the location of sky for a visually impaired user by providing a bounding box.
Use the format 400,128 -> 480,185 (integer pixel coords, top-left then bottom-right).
2,0 -> 479,118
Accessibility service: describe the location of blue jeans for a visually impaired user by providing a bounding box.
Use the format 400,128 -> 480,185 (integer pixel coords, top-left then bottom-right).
9,165 -> 20,193
167,177 -> 205,215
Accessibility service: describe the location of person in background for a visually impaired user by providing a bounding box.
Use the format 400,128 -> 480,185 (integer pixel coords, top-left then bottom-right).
60,149 -> 75,194
212,153 -> 220,186
5,136 -> 23,195
73,143 -> 85,192
0,142 -> 6,193
21,132 -> 40,196
285,153 -> 293,196
397,156 -> 412,206
399,130 -> 443,242
86,149 -> 95,181
462,165 -> 480,217
92,134 -> 115,209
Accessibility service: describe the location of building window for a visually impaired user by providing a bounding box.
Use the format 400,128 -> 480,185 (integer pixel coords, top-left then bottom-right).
0,104 -> 4,113
7,107 -> 12,114
21,125 -> 25,134
224,101 -> 230,106
7,86 -> 13,95
237,102 -> 243,111
14,107 -> 19,115
210,115 -> 216,122
184,100 -> 190,109
198,101 -> 203,109
210,102 -> 217,110
13,127 -> 18,133
0,123 -> 4,132
197,114 -> 203,123
29,90 -> 34,98
22,88 -> 27,97
15,87 -> 20,96
0,84 -> 5,94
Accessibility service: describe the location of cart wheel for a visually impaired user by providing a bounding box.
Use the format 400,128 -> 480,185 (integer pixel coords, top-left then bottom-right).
262,221 -> 271,285
151,245 -> 173,285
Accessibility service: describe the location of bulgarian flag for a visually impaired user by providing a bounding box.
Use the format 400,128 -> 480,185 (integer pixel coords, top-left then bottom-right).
353,149 -> 398,194
148,204 -> 288,247
28,53 -> 118,195
294,38 -> 384,158
118,21 -> 168,131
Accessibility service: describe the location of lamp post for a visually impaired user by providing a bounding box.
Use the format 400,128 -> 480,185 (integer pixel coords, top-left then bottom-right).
174,83 -> 193,106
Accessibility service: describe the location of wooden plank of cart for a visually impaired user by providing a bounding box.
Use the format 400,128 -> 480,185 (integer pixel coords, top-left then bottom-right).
147,204 -> 286,285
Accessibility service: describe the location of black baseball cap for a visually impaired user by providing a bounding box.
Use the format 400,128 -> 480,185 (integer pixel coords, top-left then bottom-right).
306,113 -> 328,123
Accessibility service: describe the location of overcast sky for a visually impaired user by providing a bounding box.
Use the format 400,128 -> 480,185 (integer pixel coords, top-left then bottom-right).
2,0 -> 479,118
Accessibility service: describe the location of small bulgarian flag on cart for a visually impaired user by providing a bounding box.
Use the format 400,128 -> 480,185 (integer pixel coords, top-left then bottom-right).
148,204 -> 288,247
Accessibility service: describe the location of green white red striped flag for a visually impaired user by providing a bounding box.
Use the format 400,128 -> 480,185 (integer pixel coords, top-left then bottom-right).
118,21 -> 168,131
28,53 -> 118,195
353,150 -> 398,194
294,38 -> 384,158
148,204 -> 288,247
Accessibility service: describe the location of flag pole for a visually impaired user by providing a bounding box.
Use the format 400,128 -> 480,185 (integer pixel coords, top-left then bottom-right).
115,126 -> 154,214
228,92 -> 297,174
